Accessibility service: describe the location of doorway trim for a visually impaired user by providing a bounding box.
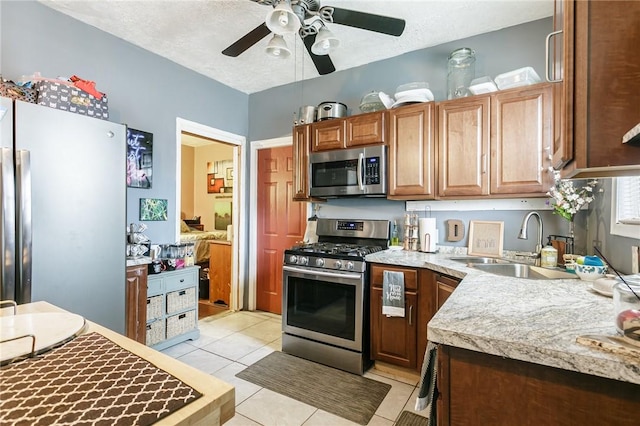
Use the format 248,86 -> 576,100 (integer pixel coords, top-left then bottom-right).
248,136 -> 292,311
176,117 -> 246,311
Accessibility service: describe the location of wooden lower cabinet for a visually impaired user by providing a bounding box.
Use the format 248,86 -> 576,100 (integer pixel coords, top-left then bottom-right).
371,287 -> 418,369
436,274 -> 460,310
437,345 -> 640,426
370,264 -> 431,371
125,264 -> 148,344
370,265 -> 459,372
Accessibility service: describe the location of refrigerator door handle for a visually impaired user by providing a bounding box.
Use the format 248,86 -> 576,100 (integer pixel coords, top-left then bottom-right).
16,150 -> 32,304
1,147 -> 17,301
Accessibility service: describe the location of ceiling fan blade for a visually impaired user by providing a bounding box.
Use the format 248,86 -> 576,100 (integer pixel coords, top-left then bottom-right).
328,7 -> 406,36
302,33 -> 336,75
222,23 -> 272,57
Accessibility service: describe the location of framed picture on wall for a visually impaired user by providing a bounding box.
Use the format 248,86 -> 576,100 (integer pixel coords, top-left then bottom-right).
139,198 -> 168,221
127,128 -> 153,189
468,220 -> 504,257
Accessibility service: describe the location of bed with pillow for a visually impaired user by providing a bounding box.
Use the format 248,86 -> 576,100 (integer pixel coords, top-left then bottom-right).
179,220 -> 227,264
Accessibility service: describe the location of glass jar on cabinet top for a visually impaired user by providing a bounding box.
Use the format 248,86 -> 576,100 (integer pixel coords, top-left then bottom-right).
447,47 -> 476,99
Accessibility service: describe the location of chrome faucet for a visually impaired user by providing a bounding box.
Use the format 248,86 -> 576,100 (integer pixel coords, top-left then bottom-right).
518,211 -> 543,265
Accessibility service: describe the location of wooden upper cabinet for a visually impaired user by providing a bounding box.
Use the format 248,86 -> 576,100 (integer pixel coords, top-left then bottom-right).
292,124 -> 312,201
346,111 -> 387,147
491,84 -> 553,195
550,0 -> 574,169
388,103 -> 436,199
438,96 -> 490,197
566,0 -> 640,175
311,119 -> 346,151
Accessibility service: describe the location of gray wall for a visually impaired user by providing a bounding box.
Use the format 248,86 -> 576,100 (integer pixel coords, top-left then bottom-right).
1,1 -> 248,243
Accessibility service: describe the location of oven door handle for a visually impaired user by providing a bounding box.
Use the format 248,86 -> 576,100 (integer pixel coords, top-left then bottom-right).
283,265 -> 362,280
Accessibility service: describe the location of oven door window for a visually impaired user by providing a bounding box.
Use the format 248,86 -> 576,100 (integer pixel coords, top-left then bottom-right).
311,159 -> 359,188
286,275 -> 356,341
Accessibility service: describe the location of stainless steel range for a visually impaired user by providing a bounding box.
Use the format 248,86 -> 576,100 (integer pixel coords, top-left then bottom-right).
281,218 -> 389,375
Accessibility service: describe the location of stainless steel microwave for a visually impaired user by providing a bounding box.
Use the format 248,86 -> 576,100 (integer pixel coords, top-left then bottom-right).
309,145 -> 387,197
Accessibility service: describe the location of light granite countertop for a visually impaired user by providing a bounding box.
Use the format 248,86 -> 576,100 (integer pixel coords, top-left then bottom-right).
365,248 -> 640,386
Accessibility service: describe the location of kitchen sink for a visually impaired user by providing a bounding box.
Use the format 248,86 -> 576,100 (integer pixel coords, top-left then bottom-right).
450,256 -> 512,265
472,263 -> 577,280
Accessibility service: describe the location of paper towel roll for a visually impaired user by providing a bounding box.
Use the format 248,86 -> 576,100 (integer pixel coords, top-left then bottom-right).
419,218 -> 438,252
226,224 -> 233,241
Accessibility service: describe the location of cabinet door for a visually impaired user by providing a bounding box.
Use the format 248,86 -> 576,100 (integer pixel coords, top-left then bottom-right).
549,0 -> 574,169
125,265 -> 147,344
209,243 -> 231,306
292,125 -> 311,201
568,0 -> 640,174
491,84 -> 553,195
311,119 -> 346,151
346,111 -> 387,147
438,96 -> 490,197
388,103 -> 436,199
371,287 -> 418,369
436,274 -> 460,311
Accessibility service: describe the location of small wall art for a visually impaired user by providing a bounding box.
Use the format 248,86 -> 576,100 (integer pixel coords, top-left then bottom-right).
127,128 -> 153,189
468,220 -> 504,257
207,160 -> 233,193
140,198 -> 168,221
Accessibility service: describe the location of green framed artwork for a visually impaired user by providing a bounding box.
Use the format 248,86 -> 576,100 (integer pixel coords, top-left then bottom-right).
140,198 -> 168,221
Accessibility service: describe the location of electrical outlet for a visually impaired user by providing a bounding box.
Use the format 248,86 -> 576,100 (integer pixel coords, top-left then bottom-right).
632,246 -> 639,274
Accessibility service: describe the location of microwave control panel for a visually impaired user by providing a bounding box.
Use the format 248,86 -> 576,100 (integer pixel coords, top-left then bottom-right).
364,156 -> 381,184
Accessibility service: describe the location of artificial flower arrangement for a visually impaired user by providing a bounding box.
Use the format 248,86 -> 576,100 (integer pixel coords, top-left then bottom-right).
547,171 -> 598,221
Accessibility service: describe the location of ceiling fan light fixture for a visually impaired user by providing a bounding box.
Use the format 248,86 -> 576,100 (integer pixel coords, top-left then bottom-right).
266,0 -> 301,35
265,34 -> 291,58
311,25 -> 340,55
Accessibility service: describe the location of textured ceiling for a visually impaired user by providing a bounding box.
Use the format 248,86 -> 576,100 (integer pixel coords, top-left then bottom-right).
39,0 -> 553,94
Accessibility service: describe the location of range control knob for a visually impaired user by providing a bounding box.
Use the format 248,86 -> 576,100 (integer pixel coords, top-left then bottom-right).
315,258 -> 325,267
345,261 -> 354,271
288,255 -> 298,264
334,260 -> 342,270
299,256 -> 309,265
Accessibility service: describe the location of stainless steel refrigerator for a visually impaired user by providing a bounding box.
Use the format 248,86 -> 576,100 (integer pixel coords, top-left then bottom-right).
1,97 -> 126,333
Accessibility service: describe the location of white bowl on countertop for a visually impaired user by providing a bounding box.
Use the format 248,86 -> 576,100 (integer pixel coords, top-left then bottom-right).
575,263 -> 607,281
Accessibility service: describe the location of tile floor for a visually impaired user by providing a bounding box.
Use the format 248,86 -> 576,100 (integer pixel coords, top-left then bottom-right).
161,310 -> 429,426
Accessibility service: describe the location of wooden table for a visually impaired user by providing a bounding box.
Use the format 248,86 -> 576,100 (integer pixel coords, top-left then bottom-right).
3,301 -> 235,425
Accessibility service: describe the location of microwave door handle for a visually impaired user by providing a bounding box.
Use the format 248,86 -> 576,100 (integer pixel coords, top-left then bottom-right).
357,152 -> 364,190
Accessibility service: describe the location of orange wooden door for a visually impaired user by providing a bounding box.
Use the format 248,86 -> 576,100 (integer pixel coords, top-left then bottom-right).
256,145 -> 306,314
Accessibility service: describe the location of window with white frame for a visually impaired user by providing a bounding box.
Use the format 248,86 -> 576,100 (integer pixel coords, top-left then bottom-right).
611,176 -> 640,239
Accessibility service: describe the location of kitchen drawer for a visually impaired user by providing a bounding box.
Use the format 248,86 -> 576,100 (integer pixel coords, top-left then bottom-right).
146,319 -> 165,346
147,277 -> 164,296
146,295 -> 163,321
166,310 -> 197,340
370,264 -> 418,291
164,270 -> 197,292
166,287 -> 196,314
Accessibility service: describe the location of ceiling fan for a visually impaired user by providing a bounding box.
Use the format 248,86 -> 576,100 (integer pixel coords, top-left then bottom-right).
221,0 -> 406,75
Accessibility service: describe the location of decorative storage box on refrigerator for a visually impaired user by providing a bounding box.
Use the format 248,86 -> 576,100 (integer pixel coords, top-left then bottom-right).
146,320 -> 165,346
0,81 -> 38,103
166,310 -> 196,340
35,81 -> 109,120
